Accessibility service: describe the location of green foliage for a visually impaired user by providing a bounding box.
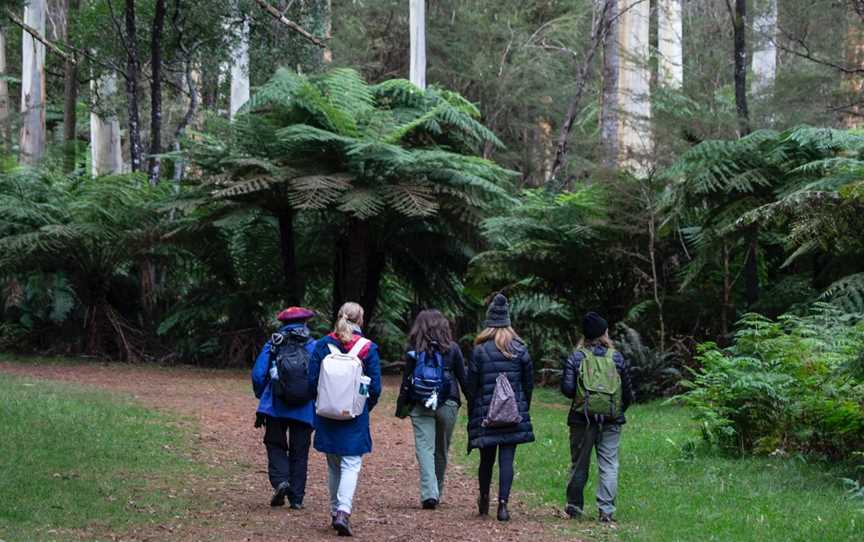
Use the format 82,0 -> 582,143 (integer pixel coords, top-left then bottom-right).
678,305 -> 864,458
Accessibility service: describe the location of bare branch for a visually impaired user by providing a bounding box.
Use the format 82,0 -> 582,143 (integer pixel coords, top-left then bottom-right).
777,24 -> 864,75
253,0 -> 327,49
5,8 -> 76,63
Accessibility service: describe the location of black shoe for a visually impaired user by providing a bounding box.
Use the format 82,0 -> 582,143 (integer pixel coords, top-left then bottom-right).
497,501 -> 510,522
565,504 -> 583,519
333,511 -> 353,537
270,481 -> 290,507
289,501 -> 304,510
422,498 -> 438,510
331,514 -> 337,530
478,494 -> 490,516
599,511 -> 615,523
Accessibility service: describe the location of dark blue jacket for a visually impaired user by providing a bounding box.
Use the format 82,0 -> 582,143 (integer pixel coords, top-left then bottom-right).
560,345 -> 635,425
251,323 -> 317,426
466,339 -> 535,451
308,332 -> 382,457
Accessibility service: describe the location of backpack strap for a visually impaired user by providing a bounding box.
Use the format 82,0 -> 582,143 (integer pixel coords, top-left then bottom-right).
347,337 -> 371,358
327,343 -> 341,356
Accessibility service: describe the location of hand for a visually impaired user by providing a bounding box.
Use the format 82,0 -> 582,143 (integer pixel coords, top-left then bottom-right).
254,413 -> 266,428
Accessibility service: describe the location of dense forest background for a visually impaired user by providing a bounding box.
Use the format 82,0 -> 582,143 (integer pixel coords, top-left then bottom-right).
0,1 -> 862,446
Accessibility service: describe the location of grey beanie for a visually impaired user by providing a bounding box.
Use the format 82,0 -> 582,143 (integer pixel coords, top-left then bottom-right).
484,293 -> 511,328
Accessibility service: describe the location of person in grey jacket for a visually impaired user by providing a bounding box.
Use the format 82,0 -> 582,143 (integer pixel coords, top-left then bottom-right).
560,312 -> 635,523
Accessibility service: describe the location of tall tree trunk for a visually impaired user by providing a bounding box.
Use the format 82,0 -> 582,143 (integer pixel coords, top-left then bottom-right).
277,208 -> 303,306
657,0 -> 683,88
616,0 -> 652,172
90,71 -> 123,175
744,229 -> 760,307
323,0 -> 333,64
229,7 -> 250,119
0,26 -> 9,151
842,3 -> 864,128
332,219 -> 383,323
599,0 -> 620,169
409,0 -> 426,89
751,0 -> 777,97
62,0 -> 80,172
124,0 -> 143,171
731,0 -> 750,136
147,0 -> 166,184
19,0 -> 47,165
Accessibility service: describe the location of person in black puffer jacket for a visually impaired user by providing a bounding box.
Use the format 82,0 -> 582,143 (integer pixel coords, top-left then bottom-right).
560,312 -> 635,524
466,293 -> 534,522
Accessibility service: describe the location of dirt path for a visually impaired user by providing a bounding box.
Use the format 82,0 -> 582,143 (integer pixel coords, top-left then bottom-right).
1,361 -> 574,542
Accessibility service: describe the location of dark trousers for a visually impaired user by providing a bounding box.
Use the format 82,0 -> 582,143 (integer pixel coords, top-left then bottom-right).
478,444 -> 517,503
263,416 -> 313,505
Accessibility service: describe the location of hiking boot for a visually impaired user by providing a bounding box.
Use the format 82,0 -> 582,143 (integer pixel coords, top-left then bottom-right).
565,504 -> 583,519
333,511 -> 353,537
331,513 -> 337,530
422,498 -> 438,510
270,481 -> 290,507
599,511 -> 616,523
497,500 -> 510,522
478,494 -> 490,516
289,501 -> 304,510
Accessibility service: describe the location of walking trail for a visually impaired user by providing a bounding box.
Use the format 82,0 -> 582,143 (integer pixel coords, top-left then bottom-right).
1,361 -> 576,542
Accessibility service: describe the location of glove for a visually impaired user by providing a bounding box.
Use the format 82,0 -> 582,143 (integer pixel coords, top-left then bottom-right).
255,413 -> 266,428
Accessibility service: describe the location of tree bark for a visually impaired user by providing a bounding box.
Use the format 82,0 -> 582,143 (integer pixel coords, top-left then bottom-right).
124,0 -> 143,171
409,0 -> 426,89
751,0 -> 777,97
0,26 -> 9,151
62,0 -> 80,173
731,0 -> 750,136
842,3 -> 864,128
332,218 -> 384,324
147,0 -> 166,185
229,6 -> 250,119
657,0 -> 683,88
90,71 -> 123,175
744,229 -> 760,307
616,0 -> 652,172
599,0 -> 620,169
277,208 -> 303,306
19,0 -> 47,165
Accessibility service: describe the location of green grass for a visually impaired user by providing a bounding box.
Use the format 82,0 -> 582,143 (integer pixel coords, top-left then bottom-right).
0,373 -> 198,541
455,388 -> 863,541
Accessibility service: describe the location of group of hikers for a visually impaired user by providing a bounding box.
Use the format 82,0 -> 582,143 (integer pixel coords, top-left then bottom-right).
251,294 -> 635,537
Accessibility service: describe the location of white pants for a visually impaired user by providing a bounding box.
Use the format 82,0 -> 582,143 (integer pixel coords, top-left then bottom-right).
326,454 -> 363,514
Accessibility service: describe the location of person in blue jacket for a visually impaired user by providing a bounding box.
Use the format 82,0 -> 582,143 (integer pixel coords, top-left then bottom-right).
307,301 -> 382,537
251,306 -> 317,510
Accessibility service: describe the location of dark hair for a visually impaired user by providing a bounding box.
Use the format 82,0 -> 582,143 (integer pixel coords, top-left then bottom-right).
408,309 -> 453,353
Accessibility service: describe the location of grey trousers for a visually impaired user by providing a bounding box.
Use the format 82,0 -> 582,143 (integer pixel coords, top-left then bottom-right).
566,423 -> 621,515
410,399 -> 459,502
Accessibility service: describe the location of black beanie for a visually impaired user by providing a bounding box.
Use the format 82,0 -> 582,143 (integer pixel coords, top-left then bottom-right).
582,312 -> 608,340
484,293 -> 511,328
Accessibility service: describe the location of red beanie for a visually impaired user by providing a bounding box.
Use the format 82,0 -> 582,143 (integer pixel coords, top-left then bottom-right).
276,306 -> 316,323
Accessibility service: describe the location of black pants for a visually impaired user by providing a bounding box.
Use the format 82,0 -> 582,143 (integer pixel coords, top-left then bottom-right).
478,444 -> 517,503
263,416 -> 313,505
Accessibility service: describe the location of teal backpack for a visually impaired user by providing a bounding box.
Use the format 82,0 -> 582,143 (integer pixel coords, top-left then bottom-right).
572,348 -> 623,421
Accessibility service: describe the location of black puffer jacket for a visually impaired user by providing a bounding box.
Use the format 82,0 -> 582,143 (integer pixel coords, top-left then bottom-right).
466,339 -> 535,451
560,345 -> 635,425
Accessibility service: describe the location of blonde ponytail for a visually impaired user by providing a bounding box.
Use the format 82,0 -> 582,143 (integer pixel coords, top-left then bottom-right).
334,302 -> 364,343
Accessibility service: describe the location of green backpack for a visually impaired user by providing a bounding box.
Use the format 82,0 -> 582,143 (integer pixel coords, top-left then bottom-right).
572,348 -> 623,421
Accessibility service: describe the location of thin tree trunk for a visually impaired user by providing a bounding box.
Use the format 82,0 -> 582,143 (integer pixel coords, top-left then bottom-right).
277,208 -> 303,306
409,0 -> 426,89
600,0 -> 620,169
90,71 -> 123,175
744,229 -> 760,307
229,4 -> 250,119
173,56 -> 198,183
62,0 -> 80,172
751,0 -> 777,96
124,0 -> 143,171
731,0 -> 750,136
19,0 -> 47,165
147,0 -> 166,184
657,0 -> 683,88
0,26 -> 9,151
721,242 -> 731,337
842,3 -> 864,128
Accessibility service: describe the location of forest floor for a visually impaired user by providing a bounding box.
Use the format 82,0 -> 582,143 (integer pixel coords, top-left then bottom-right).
0,360 -> 575,542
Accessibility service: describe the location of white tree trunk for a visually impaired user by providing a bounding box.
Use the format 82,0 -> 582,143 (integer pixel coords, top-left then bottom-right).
409,0 -> 426,89
0,27 -> 10,148
229,14 -> 250,119
20,0 -> 47,165
752,0 -> 777,96
90,72 -> 123,176
657,0 -> 683,88
617,0 -> 652,173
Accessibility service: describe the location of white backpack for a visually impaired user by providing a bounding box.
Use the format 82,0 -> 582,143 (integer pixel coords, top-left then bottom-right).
316,338 -> 372,420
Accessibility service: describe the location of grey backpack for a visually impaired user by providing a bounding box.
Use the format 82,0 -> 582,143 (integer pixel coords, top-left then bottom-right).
482,373 -> 522,428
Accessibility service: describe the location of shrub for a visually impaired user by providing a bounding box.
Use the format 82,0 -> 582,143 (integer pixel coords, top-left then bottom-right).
678,304 -> 864,459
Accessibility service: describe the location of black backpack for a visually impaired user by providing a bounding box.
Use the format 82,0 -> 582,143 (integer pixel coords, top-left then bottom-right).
269,331 -> 313,406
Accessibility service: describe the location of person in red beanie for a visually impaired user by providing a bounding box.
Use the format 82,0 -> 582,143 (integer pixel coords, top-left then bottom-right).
251,306 -> 317,509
